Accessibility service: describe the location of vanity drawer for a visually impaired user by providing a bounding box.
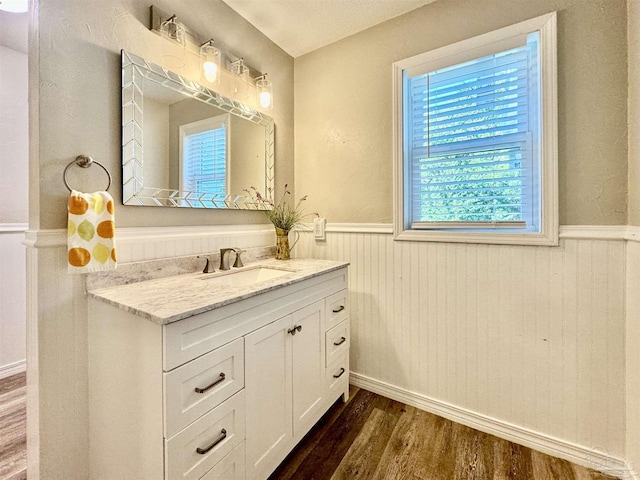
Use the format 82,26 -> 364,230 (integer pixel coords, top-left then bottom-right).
165,390 -> 245,480
326,290 -> 349,330
326,354 -> 349,399
200,442 -> 245,480
325,320 -> 350,366
164,338 -> 244,438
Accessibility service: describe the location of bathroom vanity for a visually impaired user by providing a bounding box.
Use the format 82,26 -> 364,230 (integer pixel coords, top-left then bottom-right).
87,258 -> 349,480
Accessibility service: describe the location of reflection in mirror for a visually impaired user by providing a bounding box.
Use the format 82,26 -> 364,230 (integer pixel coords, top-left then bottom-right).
122,50 -> 274,209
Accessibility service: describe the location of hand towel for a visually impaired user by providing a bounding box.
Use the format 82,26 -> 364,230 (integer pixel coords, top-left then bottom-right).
67,190 -> 117,274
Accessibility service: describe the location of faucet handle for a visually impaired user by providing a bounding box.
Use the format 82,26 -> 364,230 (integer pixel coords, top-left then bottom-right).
219,248 -> 234,270
232,248 -> 245,268
197,255 -> 215,273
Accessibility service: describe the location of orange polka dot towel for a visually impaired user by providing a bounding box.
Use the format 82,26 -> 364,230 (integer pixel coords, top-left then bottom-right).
67,190 -> 117,274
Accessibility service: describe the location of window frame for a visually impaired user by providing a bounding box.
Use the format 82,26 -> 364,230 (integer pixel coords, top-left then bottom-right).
393,12 -> 558,246
179,113 -> 230,196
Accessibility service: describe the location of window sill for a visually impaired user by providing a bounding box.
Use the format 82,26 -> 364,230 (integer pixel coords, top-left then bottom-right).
393,227 -> 559,246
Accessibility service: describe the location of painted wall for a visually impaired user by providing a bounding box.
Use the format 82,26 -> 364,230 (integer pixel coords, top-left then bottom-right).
630,0 -> 640,227
0,46 -> 28,223
294,0 -> 628,225
33,0 -> 293,229
27,0 -> 293,477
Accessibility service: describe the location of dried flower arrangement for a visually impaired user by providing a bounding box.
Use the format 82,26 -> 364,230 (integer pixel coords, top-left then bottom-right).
245,184 -> 316,231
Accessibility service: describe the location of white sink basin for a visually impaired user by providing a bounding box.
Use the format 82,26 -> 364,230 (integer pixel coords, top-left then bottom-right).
200,266 -> 294,287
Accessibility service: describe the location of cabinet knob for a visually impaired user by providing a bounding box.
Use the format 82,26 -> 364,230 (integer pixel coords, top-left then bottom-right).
333,336 -> 346,346
333,368 -> 346,379
332,305 -> 345,313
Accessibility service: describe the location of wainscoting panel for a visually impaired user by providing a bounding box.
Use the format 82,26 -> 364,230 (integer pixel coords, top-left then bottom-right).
0,225 -> 27,376
627,235 -> 640,475
296,229 -> 627,459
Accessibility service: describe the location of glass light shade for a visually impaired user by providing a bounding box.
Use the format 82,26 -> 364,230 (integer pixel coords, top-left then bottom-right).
200,43 -> 221,85
256,76 -> 273,110
159,16 -> 186,70
232,61 -> 250,100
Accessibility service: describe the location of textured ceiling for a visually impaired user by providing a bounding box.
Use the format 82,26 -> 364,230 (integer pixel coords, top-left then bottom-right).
221,0 -> 437,57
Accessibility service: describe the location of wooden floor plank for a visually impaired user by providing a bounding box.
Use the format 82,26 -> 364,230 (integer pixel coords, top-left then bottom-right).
269,386 -> 361,480
0,373 -> 26,480
329,401 -> 405,480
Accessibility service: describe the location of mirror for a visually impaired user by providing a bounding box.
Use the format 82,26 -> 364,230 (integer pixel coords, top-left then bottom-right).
121,50 -> 274,208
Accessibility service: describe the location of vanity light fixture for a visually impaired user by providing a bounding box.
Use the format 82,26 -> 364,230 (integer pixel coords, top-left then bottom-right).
150,5 -> 276,108
230,58 -> 250,100
200,39 -> 221,85
255,74 -> 273,110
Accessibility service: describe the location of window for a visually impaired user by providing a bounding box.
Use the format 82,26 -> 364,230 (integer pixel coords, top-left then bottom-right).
393,13 -> 558,245
179,114 -> 229,197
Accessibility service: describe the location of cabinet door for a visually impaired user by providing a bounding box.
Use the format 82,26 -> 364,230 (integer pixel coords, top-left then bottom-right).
245,315 -> 293,480
291,300 -> 326,436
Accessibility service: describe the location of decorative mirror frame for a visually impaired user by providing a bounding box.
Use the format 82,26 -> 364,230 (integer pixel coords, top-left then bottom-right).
121,50 -> 274,209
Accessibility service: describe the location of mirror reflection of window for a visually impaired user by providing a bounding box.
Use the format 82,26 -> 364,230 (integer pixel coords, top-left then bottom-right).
179,114 -> 230,196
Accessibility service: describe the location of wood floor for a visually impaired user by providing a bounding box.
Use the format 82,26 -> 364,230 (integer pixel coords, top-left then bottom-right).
270,386 -> 619,480
0,372 -> 26,480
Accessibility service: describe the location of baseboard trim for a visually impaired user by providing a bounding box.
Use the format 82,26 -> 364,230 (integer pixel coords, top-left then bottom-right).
0,359 -> 26,380
350,372 -> 637,479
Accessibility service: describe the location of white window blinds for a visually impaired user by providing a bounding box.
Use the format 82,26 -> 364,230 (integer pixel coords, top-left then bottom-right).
404,32 -> 540,230
181,114 -> 228,196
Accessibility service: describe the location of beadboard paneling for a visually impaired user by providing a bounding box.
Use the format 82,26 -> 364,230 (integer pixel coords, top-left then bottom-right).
627,237 -> 640,474
0,227 -> 26,374
296,230 -> 626,459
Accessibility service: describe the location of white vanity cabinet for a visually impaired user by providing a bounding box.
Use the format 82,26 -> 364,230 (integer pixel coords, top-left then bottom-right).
87,264 -> 349,480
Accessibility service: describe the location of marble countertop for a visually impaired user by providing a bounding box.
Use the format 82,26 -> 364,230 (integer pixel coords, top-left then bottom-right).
87,258 -> 349,325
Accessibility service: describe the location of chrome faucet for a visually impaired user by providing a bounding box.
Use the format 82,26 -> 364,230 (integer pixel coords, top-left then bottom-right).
197,255 -> 215,273
219,248 -> 235,271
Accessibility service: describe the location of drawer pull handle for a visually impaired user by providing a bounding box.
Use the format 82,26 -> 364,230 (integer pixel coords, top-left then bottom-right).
333,336 -> 347,346
287,325 -> 302,335
333,368 -> 346,379
332,305 -> 345,313
195,372 -> 226,394
196,429 -> 227,455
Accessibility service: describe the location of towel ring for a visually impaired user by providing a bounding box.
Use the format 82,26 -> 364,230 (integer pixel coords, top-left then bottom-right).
63,155 -> 112,193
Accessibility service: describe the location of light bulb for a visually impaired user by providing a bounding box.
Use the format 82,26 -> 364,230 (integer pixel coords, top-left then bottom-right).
256,75 -> 273,110
203,61 -> 218,83
200,40 -> 221,86
259,91 -> 272,109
